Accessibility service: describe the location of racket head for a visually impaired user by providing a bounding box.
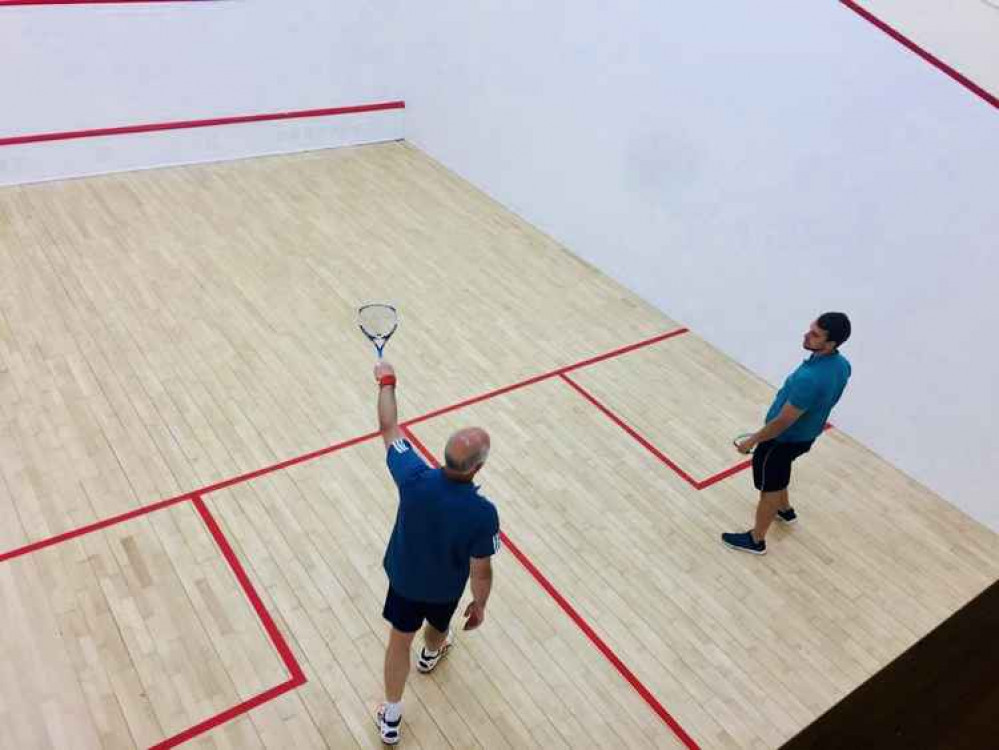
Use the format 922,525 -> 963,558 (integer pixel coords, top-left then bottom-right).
357,303 -> 398,357
733,433 -> 756,453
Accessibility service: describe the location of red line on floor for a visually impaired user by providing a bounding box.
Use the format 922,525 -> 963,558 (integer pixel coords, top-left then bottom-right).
0,430 -> 380,565
148,678 -> 302,750
840,0 -> 998,110
559,372 -> 704,488
195,430 -> 383,496
0,330 -> 740,570
0,330 -> 739,747
0,493 -> 306,749
192,495 -> 305,682
148,496 -> 309,749
404,328 -> 689,428
696,460 -> 753,490
399,425 -> 701,750
0,330 -> 721,567
0,493 -> 192,563
0,101 -> 405,147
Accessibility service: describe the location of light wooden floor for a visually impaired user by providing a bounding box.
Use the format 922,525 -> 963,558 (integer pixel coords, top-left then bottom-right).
0,142 -> 996,749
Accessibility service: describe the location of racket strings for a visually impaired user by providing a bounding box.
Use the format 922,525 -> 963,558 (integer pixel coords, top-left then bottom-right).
358,304 -> 398,339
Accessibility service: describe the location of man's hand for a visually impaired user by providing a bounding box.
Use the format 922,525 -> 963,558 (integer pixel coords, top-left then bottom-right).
374,361 -> 396,384
465,556 -> 492,630
463,600 -> 486,631
739,403 -> 804,452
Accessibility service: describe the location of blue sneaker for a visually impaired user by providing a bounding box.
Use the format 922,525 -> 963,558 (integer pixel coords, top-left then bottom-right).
776,507 -> 798,525
722,531 -> 767,555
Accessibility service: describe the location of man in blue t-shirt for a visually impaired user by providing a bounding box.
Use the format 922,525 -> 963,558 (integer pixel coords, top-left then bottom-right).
722,312 -> 852,556
371,360 -> 500,745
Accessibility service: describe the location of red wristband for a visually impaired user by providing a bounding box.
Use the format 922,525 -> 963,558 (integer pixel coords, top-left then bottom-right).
378,375 -> 397,387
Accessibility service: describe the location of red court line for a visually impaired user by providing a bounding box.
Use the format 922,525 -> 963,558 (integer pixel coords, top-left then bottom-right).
404,328 -> 689,428
696,459 -> 753,490
148,679 -> 302,750
560,373 -> 823,489
0,494 -> 305,750
0,492 -> 192,563
149,496 -> 308,750
0,330 -> 714,568
560,372 -> 832,489
0,1 -> 207,5
0,430 -> 381,564
840,0 -> 998,110
0,330 -> 715,747
192,495 -> 304,683
559,373 -> 705,488
399,426 -> 701,750
0,333 -> 689,564
0,101 -> 405,148
196,429 -> 383,496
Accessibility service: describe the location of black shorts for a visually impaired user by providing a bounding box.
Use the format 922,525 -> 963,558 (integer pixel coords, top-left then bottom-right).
752,439 -> 813,492
383,586 -> 460,634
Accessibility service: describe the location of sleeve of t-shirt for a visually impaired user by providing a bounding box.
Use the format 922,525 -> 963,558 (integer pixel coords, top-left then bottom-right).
386,439 -> 430,487
470,504 -> 501,559
787,372 -> 821,412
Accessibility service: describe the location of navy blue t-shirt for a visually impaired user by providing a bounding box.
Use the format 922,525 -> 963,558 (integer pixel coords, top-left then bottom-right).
383,439 -> 500,603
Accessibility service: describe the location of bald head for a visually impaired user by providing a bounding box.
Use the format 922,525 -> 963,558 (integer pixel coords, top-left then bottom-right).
443,427 -> 491,480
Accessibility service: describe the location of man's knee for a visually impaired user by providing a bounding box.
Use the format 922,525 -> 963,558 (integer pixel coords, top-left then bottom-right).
388,628 -> 418,649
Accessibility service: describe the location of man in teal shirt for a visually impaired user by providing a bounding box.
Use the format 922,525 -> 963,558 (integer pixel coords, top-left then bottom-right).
723,312 -> 852,555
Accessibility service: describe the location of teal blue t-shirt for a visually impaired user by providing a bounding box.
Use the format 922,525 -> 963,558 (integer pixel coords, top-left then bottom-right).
766,352 -> 851,442
383,439 -> 500,603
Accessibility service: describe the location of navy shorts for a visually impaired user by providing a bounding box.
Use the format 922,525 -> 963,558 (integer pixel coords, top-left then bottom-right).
752,439 -> 813,492
383,586 -> 460,634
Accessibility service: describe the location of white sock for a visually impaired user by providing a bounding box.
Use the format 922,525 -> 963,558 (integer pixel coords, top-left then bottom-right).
383,701 -> 402,722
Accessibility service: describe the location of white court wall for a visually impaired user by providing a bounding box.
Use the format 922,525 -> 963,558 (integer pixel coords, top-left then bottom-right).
398,1 -> 999,530
0,0 -> 405,184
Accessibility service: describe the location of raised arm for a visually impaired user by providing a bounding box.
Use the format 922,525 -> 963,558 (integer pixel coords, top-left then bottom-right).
375,361 -> 403,448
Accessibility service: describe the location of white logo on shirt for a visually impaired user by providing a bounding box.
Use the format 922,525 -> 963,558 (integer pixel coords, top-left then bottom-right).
493,533 -> 501,554
391,439 -> 409,454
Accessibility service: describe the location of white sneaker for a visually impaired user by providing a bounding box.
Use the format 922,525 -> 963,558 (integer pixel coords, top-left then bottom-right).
416,628 -> 454,673
375,703 -> 402,745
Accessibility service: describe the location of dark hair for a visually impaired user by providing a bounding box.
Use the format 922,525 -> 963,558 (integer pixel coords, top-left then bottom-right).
817,312 -> 851,347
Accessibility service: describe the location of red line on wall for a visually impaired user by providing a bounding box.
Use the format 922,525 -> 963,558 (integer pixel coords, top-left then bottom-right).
0,1 -> 209,6
399,425 -> 701,749
840,0 -> 998,110
0,101 -> 405,148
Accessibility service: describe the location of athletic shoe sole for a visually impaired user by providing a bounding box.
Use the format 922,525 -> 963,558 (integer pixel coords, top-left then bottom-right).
722,538 -> 767,555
